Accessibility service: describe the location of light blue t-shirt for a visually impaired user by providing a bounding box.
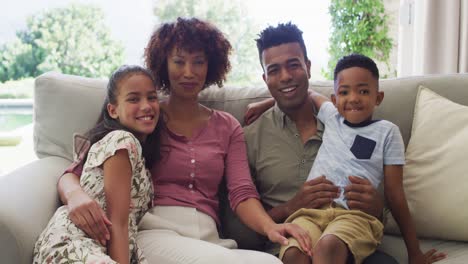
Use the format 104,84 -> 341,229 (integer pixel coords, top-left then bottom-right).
307,102 -> 405,209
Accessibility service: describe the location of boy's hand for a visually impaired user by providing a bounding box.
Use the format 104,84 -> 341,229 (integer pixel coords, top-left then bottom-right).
344,176 -> 383,219
409,248 -> 447,264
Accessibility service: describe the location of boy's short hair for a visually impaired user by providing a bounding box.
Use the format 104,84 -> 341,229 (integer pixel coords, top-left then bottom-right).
334,54 -> 379,81
255,22 -> 308,69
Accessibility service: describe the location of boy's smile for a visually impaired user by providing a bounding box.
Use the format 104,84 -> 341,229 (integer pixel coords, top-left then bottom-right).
332,67 -> 384,124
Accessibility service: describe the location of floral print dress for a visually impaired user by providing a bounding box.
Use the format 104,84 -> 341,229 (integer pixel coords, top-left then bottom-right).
33,130 -> 153,264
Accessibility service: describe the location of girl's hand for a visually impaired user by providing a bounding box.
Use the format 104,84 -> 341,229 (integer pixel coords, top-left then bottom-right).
265,223 -> 313,257
67,188 -> 112,246
409,248 -> 447,264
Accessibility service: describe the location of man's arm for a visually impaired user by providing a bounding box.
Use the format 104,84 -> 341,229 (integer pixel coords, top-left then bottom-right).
267,176 -> 339,223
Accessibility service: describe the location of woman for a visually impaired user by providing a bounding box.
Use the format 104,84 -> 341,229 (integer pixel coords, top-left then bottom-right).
58,17 -> 311,263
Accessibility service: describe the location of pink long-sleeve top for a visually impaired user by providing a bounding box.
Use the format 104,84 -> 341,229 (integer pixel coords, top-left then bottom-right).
65,110 -> 259,225
153,110 -> 259,224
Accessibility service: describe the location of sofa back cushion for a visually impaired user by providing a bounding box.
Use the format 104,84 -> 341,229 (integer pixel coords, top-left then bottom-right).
372,75 -> 468,146
34,72 -> 468,162
34,72 -> 107,160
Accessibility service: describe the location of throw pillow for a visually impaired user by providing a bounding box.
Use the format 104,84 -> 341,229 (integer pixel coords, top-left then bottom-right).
384,86 -> 468,241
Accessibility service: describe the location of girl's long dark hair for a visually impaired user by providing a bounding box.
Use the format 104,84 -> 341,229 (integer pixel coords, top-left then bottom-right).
83,65 -> 162,169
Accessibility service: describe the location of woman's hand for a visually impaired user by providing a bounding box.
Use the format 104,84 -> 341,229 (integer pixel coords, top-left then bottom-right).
67,188 -> 112,246
264,223 -> 313,257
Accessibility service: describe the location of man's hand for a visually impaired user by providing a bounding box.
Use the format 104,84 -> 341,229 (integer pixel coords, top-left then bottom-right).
344,176 -> 383,218
284,176 -> 339,216
67,189 -> 112,246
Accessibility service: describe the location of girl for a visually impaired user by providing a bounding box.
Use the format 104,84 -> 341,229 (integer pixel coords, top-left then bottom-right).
33,65 -> 161,264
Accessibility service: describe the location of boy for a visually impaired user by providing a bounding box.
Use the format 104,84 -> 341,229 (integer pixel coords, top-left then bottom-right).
249,54 -> 444,264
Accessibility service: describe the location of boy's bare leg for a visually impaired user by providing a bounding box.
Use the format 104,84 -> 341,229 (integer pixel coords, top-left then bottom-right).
312,235 -> 349,264
282,247 -> 311,264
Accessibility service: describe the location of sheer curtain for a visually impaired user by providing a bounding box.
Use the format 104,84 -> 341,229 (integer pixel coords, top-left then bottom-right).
397,0 -> 468,77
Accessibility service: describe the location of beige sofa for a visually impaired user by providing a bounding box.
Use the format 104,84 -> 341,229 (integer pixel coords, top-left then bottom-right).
1,72 -> 468,263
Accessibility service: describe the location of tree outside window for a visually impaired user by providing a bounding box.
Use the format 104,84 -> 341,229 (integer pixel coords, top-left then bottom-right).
324,0 -> 394,79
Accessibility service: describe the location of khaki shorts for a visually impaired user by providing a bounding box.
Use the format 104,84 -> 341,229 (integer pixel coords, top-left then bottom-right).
279,204 -> 383,264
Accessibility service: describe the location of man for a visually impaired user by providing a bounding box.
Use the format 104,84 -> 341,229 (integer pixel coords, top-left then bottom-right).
222,22 -> 396,264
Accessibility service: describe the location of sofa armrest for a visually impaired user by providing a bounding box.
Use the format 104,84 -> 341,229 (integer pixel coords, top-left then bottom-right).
0,157 -> 70,264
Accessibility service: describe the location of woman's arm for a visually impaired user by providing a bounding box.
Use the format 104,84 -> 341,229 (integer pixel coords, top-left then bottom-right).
58,170 -> 112,245
235,198 -> 312,256
384,165 -> 445,263
103,149 -> 133,264
58,172 -> 83,205
224,118 -> 311,254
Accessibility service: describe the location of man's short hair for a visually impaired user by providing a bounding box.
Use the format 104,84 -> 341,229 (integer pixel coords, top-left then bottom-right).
255,22 -> 308,69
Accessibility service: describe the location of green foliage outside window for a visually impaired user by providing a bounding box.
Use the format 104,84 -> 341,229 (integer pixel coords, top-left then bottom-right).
153,0 -> 262,86
324,0 -> 393,79
0,4 -> 124,83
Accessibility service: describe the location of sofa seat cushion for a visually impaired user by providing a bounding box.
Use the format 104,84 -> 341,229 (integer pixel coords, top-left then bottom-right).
379,235 -> 468,263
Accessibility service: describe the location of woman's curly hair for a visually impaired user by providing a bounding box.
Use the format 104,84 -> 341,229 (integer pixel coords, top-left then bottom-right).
144,17 -> 232,94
